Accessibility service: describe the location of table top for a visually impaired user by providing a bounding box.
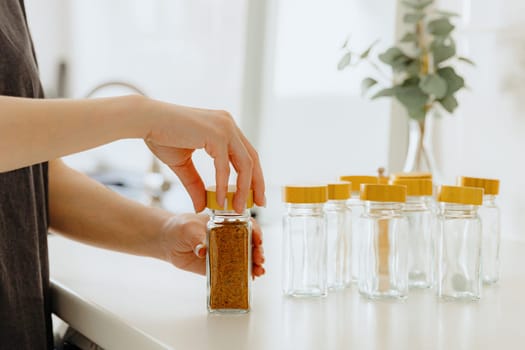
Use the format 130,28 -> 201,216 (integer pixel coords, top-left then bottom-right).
49,224 -> 525,350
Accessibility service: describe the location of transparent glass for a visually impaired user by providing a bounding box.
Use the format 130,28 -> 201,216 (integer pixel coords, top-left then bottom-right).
325,199 -> 352,290
359,202 -> 409,300
436,203 -> 482,301
480,195 -> 501,284
207,209 -> 252,313
347,195 -> 364,283
283,203 -> 327,297
405,196 -> 433,288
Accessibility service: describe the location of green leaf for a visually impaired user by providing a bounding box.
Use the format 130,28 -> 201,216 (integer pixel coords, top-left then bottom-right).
395,85 -> 429,117
405,59 -> 420,76
360,39 -> 379,59
378,47 -> 404,65
404,13 -> 425,23
402,0 -> 433,10
400,32 -> 418,43
437,67 -> 464,95
436,10 -> 459,17
379,48 -> 415,73
438,94 -> 458,113
431,39 -> 456,64
419,74 -> 448,98
341,36 -> 350,49
361,78 -> 378,96
428,18 -> 455,36
407,107 -> 427,120
337,52 -> 352,70
457,56 -> 476,66
371,87 -> 398,99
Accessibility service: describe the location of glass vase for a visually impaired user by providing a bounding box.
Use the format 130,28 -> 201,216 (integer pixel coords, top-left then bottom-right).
402,113 -> 442,184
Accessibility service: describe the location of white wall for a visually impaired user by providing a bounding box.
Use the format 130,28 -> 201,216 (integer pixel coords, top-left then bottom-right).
256,0 -> 397,221
433,0 -> 525,240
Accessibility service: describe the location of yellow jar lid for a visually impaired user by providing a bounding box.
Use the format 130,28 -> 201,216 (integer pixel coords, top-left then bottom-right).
390,172 -> 433,181
458,176 -> 500,195
437,185 -> 483,205
327,182 -> 351,200
360,184 -> 407,203
206,185 -> 254,210
339,175 -> 378,192
283,185 -> 328,204
392,179 -> 433,196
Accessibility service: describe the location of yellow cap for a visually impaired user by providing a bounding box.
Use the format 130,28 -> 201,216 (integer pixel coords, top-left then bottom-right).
327,182 -> 351,200
283,185 -> 328,204
206,185 -> 254,210
360,184 -> 407,203
390,172 -> 433,181
339,175 -> 378,192
458,176 -> 500,196
437,185 -> 483,205
392,179 -> 433,196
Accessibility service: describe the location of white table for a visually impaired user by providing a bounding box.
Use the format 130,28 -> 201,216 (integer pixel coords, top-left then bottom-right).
49,225 -> 525,350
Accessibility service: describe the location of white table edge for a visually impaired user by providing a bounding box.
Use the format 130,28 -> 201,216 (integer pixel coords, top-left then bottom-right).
50,279 -> 173,350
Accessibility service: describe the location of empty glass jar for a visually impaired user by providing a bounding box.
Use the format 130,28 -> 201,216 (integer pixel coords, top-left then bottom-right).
459,177 -> 501,285
392,178 -> 433,289
282,185 -> 328,297
206,186 -> 253,313
358,184 -> 408,300
339,175 -> 378,284
436,185 -> 483,301
325,182 -> 352,290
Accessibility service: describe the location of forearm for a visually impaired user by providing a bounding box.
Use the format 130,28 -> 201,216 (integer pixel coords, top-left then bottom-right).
0,95 -> 149,172
48,159 -> 170,260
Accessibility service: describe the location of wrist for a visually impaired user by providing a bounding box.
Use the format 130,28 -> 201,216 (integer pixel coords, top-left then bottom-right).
112,94 -> 153,140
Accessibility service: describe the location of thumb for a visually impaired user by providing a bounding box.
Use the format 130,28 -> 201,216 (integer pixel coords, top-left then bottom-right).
169,158 -> 206,212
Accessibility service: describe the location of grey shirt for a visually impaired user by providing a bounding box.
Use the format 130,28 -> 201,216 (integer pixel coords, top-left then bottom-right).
0,0 -> 53,349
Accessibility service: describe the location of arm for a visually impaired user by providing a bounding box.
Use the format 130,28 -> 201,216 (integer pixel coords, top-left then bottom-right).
49,159 -> 265,276
0,95 -> 265,212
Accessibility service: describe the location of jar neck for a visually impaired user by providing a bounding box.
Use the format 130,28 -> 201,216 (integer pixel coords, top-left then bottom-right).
404,196 -> 430,210
364,201 -> 404,216
286,203 -> 324,215
210,209 -> 251,221
439,203 -> 478,217
483,195 -> 497,206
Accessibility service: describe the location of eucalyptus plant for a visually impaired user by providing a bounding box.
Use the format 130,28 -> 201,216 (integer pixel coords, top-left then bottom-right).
338,0 -> 474,120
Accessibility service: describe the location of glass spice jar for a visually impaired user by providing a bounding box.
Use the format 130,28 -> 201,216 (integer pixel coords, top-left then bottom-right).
392,178 -> 434,289
436,185 -> 483,301
206,186 -> 253,314
325,182 -> 352,290
359,184 -> 409,300
458,177 -> 501,285
339,175 -> 378,284
282,185 -> 328,297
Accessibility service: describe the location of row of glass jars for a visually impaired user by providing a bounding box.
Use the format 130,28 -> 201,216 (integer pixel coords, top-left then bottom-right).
282,174 -> 501,302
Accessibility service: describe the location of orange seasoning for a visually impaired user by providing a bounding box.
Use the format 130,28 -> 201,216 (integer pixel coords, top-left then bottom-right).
206,185 -> 253,313
208,220 -> 250,310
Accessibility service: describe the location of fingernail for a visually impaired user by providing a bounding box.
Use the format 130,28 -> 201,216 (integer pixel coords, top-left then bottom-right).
263,195 -> 267,208
194,243 -> 205,258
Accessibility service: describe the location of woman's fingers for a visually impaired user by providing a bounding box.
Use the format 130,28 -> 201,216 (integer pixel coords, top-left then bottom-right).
229,136 -> 253,213
236,128 -> 266,207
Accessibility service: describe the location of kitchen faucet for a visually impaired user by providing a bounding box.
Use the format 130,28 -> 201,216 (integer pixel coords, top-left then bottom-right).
84,81 -> 171,208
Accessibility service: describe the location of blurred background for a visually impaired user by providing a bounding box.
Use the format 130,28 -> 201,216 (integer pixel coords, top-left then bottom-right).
25,0 -> 525,241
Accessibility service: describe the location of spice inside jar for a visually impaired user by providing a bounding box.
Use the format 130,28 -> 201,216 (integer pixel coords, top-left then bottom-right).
206,185 -> 253,313
208,220 -> 250,310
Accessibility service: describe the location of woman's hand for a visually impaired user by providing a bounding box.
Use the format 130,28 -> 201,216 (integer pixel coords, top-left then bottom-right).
142,100 -> 265,213
159,213 -> 265,277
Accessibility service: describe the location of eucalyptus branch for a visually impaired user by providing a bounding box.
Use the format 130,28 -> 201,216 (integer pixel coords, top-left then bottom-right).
338,0 -> 474,120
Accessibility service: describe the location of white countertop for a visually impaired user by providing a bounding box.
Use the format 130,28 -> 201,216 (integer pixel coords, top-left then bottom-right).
49,225 -> 525,350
